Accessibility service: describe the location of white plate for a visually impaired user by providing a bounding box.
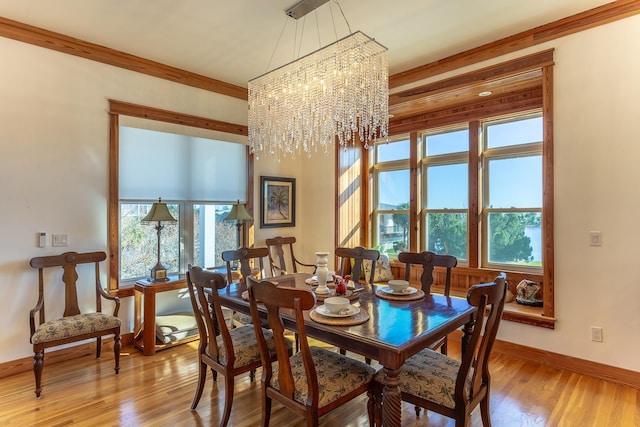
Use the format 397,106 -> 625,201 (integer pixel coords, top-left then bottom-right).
315,304 -> 359,318
305,276 -> 335,285
380,286 -> 418,296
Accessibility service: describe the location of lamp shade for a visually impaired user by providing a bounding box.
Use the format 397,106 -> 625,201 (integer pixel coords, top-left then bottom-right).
141,198 -> 177,224
225,201 -> 252,222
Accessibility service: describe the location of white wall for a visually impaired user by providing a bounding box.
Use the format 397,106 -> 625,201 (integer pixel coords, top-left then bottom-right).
0,36 -> 246,363
498,15 -> 640,372
2,14 -> 640,374
253,151 -> 336,270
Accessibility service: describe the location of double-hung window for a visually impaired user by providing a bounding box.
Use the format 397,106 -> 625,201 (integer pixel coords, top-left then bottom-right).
422,127 -> 469,261
371,137 -> 410,258
373,112 -> 543,273
118,126 -> 247,281
482,114 -> 542,269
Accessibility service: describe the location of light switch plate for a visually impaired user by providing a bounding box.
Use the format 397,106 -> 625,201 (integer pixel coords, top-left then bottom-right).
52,233 -> 68,247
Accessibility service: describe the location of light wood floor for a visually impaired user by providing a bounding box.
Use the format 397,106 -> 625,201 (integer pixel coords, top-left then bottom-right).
1,339 -> 639,427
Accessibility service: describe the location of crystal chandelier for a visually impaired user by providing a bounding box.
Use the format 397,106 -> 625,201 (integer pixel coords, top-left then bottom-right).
248,2 -> 388,160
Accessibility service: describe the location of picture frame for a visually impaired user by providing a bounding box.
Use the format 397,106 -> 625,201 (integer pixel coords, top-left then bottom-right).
260,176 -> 295,228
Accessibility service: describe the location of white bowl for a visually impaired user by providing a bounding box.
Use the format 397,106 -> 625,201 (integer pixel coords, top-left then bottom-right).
324,296 -> 350,314
388,279 -> 409,293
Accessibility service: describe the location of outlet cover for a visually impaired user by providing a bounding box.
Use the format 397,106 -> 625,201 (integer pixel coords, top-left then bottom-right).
591,326 -> 603,342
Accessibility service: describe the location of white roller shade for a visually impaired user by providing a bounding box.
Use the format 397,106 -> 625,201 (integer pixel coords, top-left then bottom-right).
119,126 -> 246,201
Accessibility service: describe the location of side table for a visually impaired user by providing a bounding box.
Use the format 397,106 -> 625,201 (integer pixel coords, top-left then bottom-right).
134,275 -> 197,356
134,269 -> 239,356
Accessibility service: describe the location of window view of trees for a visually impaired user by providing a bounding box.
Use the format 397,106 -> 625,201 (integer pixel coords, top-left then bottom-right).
120,203 -> 180,280
391,202 -> 410,253
488,212 -> 541,265
372,112 -> 543,271
120,202 -> 237,281
426,212 -> 467,259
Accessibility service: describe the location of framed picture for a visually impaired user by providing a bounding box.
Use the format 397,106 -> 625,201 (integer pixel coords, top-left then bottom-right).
260,176 -> 295,228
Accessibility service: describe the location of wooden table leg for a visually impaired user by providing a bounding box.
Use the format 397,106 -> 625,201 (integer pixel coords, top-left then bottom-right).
133,290 -> 142,340
382,367 -> 402,427
142,288 -> 156,356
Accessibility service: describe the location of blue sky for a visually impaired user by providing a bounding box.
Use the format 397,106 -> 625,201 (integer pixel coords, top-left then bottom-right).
377,116 -> 543,209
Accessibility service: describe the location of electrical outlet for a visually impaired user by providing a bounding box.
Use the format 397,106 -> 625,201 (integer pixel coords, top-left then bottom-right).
590,231 -> 601,246
591,326 -> 603,342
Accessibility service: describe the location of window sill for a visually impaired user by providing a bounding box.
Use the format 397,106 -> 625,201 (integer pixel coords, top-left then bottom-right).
388,259 -> 555,329
502,301 -> 556,329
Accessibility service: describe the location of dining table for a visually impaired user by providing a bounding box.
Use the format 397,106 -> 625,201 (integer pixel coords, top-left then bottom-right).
218,272 -> 476,427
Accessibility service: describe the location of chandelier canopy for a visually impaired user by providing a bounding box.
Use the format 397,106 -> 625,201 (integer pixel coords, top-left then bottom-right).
248,6 -> 389,161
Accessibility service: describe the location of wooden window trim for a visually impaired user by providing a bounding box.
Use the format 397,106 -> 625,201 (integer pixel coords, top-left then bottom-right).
384,53 -> 555,327
107,100 -> 249,296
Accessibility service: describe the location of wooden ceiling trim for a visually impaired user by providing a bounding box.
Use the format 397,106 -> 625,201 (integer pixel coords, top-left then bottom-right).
390,49 -> 553,106
390,0 -> 640,88
389,87 -> 543,135
109,100 -> 248,136
0,16 -> 248,101
390,70 -> 542,120
1,2 -> 637,99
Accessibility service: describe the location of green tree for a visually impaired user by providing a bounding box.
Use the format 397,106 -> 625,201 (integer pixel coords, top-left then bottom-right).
489,213 -> 533,262
392,202 -> 410,250
427,213 -> 467,259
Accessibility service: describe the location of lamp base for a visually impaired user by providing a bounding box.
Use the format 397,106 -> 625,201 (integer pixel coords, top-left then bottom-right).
150,262 -> 169,282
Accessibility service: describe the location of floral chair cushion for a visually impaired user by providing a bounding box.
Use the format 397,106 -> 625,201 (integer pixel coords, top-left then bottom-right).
31,313 -> 121,345
374,348 -> 471,409
271,346 -> 375,408
216,325 -> 290,367
232,311 -> 254,326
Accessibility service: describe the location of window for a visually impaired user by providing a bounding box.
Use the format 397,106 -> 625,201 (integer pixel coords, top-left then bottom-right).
422,128 -> 469,261
483,115 -> 542,269
118,126 -> 247,281
120,202 -> 238,281
365,51 -> 554,327
372,138 -> 410,258
108,101 -> 250,293
373,112 -> 544,274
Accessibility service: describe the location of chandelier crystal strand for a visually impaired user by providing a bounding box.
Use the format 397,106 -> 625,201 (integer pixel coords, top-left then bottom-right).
248,31 -> 388,160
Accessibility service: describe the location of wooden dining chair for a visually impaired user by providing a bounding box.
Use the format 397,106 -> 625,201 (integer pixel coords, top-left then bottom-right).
369,273 -> 507,427
247,276 -> 376,427
29,251 -> 121,398
335,246 -> 380,289
221,247 -> 270,326
186,266 -> 291,427
221,247 -> 270,285
398,251 -> 458,354
265,236 -> 316,276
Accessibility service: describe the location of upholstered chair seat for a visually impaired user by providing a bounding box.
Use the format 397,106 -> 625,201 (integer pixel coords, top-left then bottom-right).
247,276 -> 375,426
369,273 -> 507,427
231,312 -> 254,326
29,251 -> 121,398
271,346 -> 376,408
216,325 -> 285,367
187,266 -> 292,427
31,313 -> 121,345
373,348 -> 471,409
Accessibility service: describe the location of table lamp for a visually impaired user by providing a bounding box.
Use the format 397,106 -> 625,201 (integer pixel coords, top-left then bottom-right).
142,197 -> 177,282
225,200 -> 252,247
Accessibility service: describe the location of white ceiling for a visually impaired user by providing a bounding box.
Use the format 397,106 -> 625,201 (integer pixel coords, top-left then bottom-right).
0,0 -> 612,89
